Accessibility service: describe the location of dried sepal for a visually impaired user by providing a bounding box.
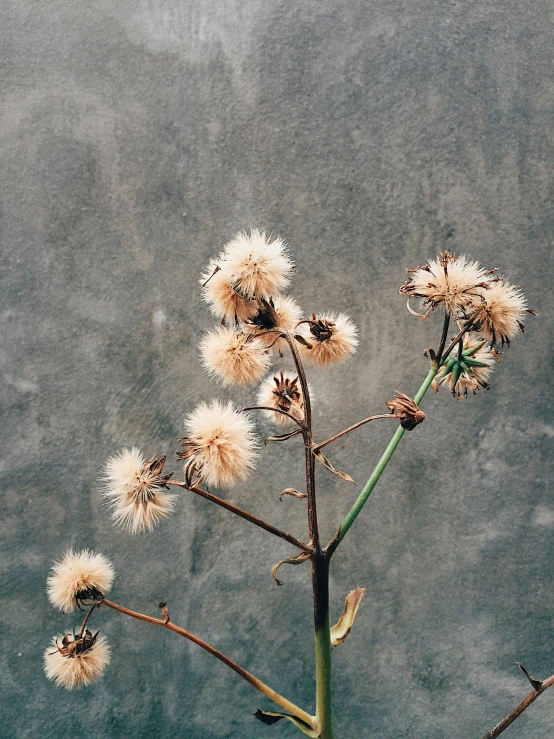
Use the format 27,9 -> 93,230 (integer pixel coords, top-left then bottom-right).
278,487 -> 307,502
330,588 -> 365,647
385,392 -> 425,431
297,312 -> 358,366
257,371 -> 309,426
271,551 -> 311,586
253,710 -> 320,737
44,629 -> 111,689
247,295 -> 302,353
314,449 -> 355,483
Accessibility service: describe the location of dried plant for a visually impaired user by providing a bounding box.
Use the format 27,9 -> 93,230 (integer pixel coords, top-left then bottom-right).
45,238 -> 538,738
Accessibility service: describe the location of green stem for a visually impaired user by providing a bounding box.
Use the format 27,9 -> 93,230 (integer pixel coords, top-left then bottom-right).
314,555 -> 333,739
330,367 -> 437,550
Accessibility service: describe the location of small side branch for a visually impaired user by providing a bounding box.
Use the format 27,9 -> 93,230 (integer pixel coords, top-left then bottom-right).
166,480 -> 313,553
481,672 -> 554,738
313,414 -> 397,452
241,405 -> 305,428
101,599 -> 317,730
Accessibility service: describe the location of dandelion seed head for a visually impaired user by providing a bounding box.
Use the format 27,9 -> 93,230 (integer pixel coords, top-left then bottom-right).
220,230 -> 294,299
44,630 -> 110,689
200,255 -> 259,323
179,400 -> 258,487
298,312 -> 358,366
256,371 -> 311,426
102,449 -> 176,534
47,550 -> 114,613
469,280 -> 529,346
200,326 -> 271,386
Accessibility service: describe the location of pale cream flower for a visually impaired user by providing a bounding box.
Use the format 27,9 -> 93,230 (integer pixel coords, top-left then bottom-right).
400,252 -> 496,318
468,280 -> 530,346
247,295 -> 303,353
256,371 -> 310,426
200,255 -> 259,323
47,550 -> 114,613
433,335 -> 495,398
102,449 -> 176,534
178,400 -> 258,487
220,230 -> 294,299
44,629 -> 110,689
298,312 -> 358,366
200,326 -> 271,386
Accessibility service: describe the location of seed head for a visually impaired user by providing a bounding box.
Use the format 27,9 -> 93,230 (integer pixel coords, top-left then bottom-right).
247,295 -> 303,353
433,335 -> 495,398
220,230 -> 294,299
102,449 -> 176,534
200,255 -> 259,323
47,550 -> 114,613
200,326 -> 271,386
178,400 -> 258,487
385,392 -> 426,431
44,629 -> 110,689
298,312 -> 358,366
400,252 -> 497,318
256,372 -> 310,426
467,280 -> 531,347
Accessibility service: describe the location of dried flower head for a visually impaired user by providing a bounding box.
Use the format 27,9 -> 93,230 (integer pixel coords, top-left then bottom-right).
178,400 -> 258,487
433,336 -> 495,398
466,280 -> 531,346
298,312 -> 358,366
47,550 -> 114,613
44,629 -> 110,689
247,295 -> 303,353
256,372 -> 310,426
385,392 -> 426,431
102,449 -> 176,534
220,230 -> 294,299
400,252 -> 497,318
200,255 -> 259,323
200,326 -> 271,386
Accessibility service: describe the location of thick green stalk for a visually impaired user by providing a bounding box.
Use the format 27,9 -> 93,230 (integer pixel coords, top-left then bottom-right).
331,367 -> 437,549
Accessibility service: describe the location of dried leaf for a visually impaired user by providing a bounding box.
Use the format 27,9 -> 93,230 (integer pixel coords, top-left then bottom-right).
271,552 -> 311,586
294,334 -> 313,349
330,588 -> 365,647
314,450 -> 355,484
253,710 -> 320,737
264,429 -> 302,446
279,488 -> 308,502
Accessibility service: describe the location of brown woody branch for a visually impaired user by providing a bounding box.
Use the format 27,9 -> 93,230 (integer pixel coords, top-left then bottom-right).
313,414 -> 398,452
481,671 -> 554,738
166,480 -> 312,553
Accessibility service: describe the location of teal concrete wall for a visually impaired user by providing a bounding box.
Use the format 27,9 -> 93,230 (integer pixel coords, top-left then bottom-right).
1,1 -> 552,737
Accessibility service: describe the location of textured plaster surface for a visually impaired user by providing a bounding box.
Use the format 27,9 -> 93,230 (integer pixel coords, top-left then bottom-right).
1,1 -> 553,737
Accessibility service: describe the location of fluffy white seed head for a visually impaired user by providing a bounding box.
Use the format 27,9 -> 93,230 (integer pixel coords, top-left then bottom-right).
47,550 -> 114,613
434,335 -> 495,398
102,449 -> 176,534
248,295 -> 303,353
220,230 -> 294,299
400,252 -> 495,318
200,326 -> 271,386
200,255 -> 259,323
180,400 -> 258,487
256,371 -> 311,426
468,280 -> 529,346
298,312 -> 358,366
44,631 -> 110,689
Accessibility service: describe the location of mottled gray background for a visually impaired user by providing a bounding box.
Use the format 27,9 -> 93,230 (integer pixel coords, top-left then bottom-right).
1,1 -> 553,737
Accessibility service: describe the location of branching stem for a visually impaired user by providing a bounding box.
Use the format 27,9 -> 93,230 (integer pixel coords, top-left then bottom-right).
313,414 -> 397,452
166,480 -> 312,553
101,599 -> 316,729
481,674 -> 554,738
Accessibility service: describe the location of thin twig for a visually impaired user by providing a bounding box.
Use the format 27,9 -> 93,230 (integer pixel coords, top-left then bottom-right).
241,405 -> 304,427
77,604 -> 98,637
100,599 -> 317,729
441,325 -> 471,362
481,674 -> 554,738
313,414 -> 397,452
165,480 -> 312,553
